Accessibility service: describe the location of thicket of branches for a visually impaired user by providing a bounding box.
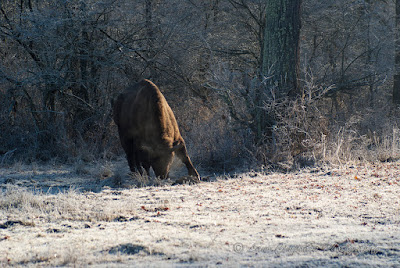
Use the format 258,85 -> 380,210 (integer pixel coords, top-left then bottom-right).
0,0 -> 398,169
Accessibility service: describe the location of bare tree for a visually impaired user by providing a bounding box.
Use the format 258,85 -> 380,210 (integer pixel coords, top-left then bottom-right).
395,0 -> 400,104
256,0 -> 302,142
0,0 -> 397,166
262,0 -> 302,96
0,0 -> 124,159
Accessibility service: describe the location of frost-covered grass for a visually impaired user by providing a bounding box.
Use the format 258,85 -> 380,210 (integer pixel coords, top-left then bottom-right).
1,161 -> 400,267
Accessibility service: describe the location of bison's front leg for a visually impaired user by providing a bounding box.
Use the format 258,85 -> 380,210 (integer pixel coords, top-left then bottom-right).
151,154 -> 173,179
126,144 -> 140,173
176,144 -> 200,179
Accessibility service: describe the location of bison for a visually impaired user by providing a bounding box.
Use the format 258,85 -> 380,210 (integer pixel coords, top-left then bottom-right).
113,79 -> 199,180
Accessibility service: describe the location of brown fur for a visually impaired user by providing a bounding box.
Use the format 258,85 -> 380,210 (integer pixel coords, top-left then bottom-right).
113,79 -> 199,179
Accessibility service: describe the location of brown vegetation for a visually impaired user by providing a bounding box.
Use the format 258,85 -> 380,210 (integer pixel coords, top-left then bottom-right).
0,0 -> 399,170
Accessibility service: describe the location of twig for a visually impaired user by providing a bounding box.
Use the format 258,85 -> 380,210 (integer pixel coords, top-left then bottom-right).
61,91 -> 94,110
0,148 -> 17,166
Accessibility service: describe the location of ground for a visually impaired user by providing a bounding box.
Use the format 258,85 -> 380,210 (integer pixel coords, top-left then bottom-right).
0,159 -> 400,267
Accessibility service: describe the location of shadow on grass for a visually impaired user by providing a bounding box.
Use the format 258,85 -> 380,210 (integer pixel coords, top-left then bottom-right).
0,164 -> 208,194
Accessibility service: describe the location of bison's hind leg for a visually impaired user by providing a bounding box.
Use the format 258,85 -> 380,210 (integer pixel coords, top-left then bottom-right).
120,138 -> 138,173
140,160 -> 151,177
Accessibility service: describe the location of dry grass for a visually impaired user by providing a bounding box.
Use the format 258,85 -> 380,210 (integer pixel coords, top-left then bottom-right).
1,160 -> 400,266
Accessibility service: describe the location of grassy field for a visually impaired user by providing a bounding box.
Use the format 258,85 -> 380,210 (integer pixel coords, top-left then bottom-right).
1,159 -> 400,267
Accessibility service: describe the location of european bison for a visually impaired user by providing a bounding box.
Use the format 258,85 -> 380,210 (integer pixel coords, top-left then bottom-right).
113,79 -> 199,180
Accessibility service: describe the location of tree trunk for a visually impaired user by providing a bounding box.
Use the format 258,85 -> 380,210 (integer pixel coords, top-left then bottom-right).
78,1 -> 89,103
262,0 -> 301,97
145,0 -> 155,78
253,0 -> 302,142
394,0 -> 400,104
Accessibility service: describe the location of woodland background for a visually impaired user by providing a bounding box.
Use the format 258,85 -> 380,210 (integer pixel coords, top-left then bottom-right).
0,0 -> 398,171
